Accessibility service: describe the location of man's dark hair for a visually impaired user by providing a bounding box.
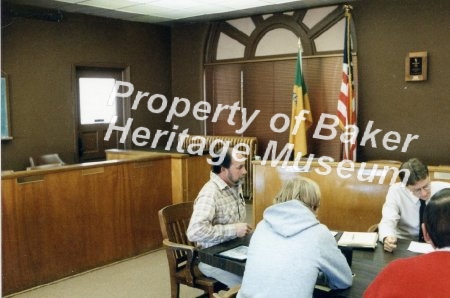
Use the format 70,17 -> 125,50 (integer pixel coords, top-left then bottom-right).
399,158 -> 429,186
211,149 -> 232,174
423,188 -> 450,248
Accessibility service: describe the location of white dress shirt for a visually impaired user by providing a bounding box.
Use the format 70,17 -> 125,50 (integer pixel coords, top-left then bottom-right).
378,181 -> 450,242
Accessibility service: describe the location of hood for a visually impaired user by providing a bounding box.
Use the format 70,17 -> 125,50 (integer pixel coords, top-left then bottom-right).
263,200 -> 319,238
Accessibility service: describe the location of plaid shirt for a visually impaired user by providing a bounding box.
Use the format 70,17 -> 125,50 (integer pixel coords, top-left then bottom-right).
187,172 -> 246,248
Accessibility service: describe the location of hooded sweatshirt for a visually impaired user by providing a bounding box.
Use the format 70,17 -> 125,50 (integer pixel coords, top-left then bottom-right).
237,200 -> 353,298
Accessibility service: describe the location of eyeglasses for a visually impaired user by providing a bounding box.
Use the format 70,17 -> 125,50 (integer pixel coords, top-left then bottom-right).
409,181 -> 431,196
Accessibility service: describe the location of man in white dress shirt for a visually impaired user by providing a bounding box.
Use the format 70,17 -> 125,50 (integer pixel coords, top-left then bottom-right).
378,158 -> 450,252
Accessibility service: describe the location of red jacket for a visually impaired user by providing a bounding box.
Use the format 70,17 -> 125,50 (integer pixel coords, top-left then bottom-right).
364,251 -> 450,298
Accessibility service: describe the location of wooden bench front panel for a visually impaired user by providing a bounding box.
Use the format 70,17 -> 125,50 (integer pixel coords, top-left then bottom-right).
2,158 -> 172,295
253,162 -> 450,231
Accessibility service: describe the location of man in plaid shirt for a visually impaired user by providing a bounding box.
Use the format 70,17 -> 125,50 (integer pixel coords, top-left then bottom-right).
187,147 -> 253,287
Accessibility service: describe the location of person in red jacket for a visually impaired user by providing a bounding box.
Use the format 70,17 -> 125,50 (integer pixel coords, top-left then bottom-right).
364,188 -> 450,298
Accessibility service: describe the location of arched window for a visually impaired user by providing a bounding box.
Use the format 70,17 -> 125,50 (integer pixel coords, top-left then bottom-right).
204,5 -> 357,160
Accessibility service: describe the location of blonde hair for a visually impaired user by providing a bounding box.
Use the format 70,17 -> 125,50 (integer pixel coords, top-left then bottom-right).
273,177 -> 321,212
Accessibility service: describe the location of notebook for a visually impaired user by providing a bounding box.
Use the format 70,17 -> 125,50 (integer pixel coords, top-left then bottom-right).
216,245 -> 248,261
337,232 -> 378,249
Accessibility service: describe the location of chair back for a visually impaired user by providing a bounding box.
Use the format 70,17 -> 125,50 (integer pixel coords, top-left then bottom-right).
28,153 -> 65,170
158,201 -> 196,285
367,223 -> 379,233
159,201 -> 194,246
36,153 -> 65,165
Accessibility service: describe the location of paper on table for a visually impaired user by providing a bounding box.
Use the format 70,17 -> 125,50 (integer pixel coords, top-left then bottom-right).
408,241 -> 434,253
217,245 -> 248,261
314,285 -> 331,292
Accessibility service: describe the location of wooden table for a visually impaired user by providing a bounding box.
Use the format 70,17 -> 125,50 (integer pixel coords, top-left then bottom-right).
198,234 -> 420,297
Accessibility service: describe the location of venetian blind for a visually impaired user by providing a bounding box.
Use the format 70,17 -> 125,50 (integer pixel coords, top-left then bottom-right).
205,64 -> 242,136
204,56 -> 357,161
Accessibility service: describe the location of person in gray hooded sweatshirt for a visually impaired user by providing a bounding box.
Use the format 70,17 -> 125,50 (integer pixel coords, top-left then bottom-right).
237,177 -> 353,298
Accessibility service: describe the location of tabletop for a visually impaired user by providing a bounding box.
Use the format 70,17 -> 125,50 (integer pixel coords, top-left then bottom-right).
198,233 -> 420,297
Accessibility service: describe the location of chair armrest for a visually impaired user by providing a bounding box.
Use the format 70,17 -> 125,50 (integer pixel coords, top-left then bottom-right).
163,238 -> 196,252
162,238 -> 198,284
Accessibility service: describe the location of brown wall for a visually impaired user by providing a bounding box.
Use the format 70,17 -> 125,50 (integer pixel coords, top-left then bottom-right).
170,23 -> 210,134
351,0 -> 450,165
1,12 -> 172,171
2,0 -> 450,171
171,0 -> 450,166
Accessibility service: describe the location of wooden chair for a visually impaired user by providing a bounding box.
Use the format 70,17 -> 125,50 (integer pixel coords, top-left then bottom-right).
28,153 -> 65,170
158,201 -> 227,298
367,223 -> 379,233
36,153 -> 65,165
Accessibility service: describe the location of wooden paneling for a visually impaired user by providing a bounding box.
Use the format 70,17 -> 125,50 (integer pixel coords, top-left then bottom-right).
253,162 -> 450,232
1,158 -> 172,295
123,160 -> 172,253
170,156 -> 186,204
106,149 -> 210,204
185,155 -> 210,200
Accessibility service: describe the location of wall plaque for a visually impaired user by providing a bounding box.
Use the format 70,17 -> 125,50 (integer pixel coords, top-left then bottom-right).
405,51 -> 427,81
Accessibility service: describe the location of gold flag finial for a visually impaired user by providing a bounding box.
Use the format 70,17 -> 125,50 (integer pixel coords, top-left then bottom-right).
343,4 -> 353,14
343,4 -> 353,17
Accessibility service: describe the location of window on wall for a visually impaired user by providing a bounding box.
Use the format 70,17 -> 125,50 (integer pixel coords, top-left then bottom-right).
79,77 -> 117,124
75,67 -> 128,162
204,6 -> 357,160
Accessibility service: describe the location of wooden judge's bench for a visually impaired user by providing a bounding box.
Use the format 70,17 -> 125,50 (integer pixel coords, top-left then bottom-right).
1,150 -> 210,296
252,161 -> 450,231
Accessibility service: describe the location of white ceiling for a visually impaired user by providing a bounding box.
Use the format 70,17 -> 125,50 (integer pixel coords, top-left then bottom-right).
3,0 -> 352,24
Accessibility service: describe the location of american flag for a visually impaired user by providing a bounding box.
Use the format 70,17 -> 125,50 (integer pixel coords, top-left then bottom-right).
337,6 -> 357,161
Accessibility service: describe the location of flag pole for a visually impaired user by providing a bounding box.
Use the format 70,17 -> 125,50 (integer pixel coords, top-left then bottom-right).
297,38 -> 306,156
337,4 -> 357,161
344,5 -> 353,126
298,38 -> 303,69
